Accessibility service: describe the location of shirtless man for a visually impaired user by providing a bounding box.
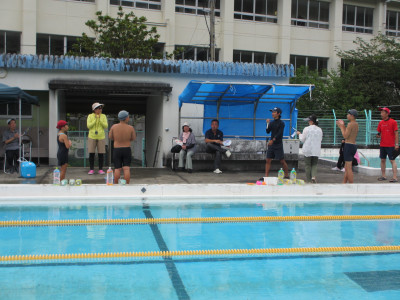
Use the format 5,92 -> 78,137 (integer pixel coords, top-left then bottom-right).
108,110 -> 136,184
336,109 -> 359,184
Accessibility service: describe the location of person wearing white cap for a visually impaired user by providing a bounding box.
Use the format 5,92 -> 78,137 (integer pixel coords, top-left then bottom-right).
87,102 -> 108,175
108,110 -> 136,184
177,122 -> 196,173
2,118 -> 19,174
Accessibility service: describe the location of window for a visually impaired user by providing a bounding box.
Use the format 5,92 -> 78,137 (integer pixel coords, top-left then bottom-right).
63,0 -> 95,2
233,50 -> 276,64
36,34 -> 79,56
0,31 -> 21,54
386,10 -> 400,37
0,103 -> 32,117
175,0 -> 220,17
342,5 -> 373,34
175,45 -> 220,61
290,55 -> 328,75
291,0 -> 329,29
110,0 -> 161,10
234,0 -> 277,23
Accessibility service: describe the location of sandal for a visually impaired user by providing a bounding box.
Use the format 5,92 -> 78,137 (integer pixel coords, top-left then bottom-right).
378,177 -> 387,181
390,178 -> 398,183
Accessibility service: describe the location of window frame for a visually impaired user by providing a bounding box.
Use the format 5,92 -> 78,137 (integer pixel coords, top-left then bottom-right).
233,50 -> 277,64
0,103 -> 33,119
291,0 -> 329,29
0,31 -> 21,54
342,4 -> 373,34
36,34 -> 79,56
110,0 -> 162,10
175,0 -> 221,17
234,0 -> 278,23
386,10 -> 400,37
290,54 -> 328,75
175,45 -> 220,61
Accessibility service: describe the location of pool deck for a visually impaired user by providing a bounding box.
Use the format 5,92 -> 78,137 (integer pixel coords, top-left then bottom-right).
0,164 -> 393,185
1,164 -> 399,203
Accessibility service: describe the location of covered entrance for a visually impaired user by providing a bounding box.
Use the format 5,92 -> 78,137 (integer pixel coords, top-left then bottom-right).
48,80 -> 172,167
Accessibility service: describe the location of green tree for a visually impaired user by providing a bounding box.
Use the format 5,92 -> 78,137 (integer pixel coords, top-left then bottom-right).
69,6 -> 166,59
291,34 -> 400,113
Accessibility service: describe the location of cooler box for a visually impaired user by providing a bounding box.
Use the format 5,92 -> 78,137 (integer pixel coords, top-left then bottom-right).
21,161 -> 36,178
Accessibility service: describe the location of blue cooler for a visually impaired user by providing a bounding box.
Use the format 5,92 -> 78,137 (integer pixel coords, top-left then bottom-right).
21,161 -> 36,178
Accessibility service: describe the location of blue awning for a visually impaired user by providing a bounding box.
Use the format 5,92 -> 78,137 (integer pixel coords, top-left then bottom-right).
0,83 -> 39,105
179,81 -> 314,139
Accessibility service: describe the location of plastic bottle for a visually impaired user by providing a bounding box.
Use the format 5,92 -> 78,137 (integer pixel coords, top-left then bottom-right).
106,167 -> 114,185
53,167 -> 60,185
277,168 -> 284,185
290,168 -> 297,184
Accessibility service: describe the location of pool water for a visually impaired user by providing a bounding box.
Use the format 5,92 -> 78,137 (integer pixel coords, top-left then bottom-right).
2,201 -> 400,299
323,156 -> 399,169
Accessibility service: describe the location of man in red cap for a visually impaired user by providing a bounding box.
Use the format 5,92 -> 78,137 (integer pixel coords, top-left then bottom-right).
377,107 -> 398,182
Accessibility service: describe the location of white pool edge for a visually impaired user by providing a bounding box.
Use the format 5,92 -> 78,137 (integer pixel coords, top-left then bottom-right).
1,183 -> 399,205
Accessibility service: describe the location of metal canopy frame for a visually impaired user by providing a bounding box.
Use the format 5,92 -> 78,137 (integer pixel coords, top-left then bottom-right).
179,81 -> 314,140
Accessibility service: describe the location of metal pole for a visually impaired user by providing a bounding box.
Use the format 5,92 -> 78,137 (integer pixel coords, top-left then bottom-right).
210,0 -> 216,61
332,109 -> 336,146
18,98 -> 22,176
37,105 -> 40,166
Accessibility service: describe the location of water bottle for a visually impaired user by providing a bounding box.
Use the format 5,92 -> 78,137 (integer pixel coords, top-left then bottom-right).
290,168 -> 297,184
106,167 -> 114,185
53,167 -> 60,185
277,168 -> 284,185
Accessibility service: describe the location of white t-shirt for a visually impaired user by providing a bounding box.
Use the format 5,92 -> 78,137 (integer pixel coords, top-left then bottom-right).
299,125 -> 323,157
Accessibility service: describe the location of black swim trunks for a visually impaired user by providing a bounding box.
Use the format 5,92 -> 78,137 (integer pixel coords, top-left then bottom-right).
113,147 -> 131,169
343,143 -> 357,162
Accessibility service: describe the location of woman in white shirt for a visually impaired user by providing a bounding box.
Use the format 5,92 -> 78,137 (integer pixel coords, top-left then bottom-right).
297,115 -> 323,183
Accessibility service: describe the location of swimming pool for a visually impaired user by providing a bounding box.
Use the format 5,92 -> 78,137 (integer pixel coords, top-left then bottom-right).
2,200 -> 400,299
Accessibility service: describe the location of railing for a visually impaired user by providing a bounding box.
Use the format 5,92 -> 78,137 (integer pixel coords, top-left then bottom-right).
67,131 -> 145,167
296,109 -> 383,147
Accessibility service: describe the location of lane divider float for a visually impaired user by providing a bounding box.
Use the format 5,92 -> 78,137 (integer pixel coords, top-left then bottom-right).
1,245 -> 400,262
1,215 -> 400,227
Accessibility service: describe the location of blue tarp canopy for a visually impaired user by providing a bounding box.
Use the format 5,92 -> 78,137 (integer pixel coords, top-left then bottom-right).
179,81 -> 314,139
0,83 -> 39,105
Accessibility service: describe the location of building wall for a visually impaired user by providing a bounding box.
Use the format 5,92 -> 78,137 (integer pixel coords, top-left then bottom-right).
2,0 -> 400,70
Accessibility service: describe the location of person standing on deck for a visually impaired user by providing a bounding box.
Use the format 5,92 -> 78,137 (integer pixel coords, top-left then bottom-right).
336,109 -> 359,184
376,107 -> 399,183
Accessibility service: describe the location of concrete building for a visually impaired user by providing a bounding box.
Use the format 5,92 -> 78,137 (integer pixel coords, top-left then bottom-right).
1,0 -> 398,167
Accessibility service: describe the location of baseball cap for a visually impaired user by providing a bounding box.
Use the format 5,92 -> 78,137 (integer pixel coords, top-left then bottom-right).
303,115 -> 318,124
379,107 -> 391,114
347,109 -> 358,117
182,122 -> 190,127
6,118 -> 15,125
118,110 -> 129,120
270,107 -> 282,114
92,102 -> 104,111
56,120 -> 68,129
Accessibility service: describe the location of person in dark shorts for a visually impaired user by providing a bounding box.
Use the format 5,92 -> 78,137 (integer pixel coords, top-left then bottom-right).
377,107 -> 399,182
2,118 -> 19,174
205,119 -> 231,174
264,107 -> 289,178
336,109 -> 359,184
108,110 -> 136,184
56,120 -> 72,181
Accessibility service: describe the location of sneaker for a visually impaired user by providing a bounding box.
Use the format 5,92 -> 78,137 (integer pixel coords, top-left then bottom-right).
213,168 -> 222,174
187,169 -> 193,173
88,170 -> 95,175
331,167 -> 341,171
98,170 -> 105,175
225,150 -> 231,158
311,177 -> 317,184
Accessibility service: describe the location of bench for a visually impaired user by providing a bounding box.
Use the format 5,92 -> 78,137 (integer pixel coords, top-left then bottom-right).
165,138 -> 300,172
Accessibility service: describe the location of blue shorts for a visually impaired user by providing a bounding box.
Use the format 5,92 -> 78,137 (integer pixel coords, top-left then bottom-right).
343,143 -> 357,162
380,147 -> 395,160
266,143 -> 284,160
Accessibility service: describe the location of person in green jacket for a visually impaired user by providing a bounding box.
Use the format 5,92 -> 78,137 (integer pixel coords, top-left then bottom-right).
87,102 -> 108,175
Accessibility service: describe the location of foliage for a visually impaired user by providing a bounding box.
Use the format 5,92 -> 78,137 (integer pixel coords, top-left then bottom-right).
68,6 -> 176,59
291,34 -> 400,114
